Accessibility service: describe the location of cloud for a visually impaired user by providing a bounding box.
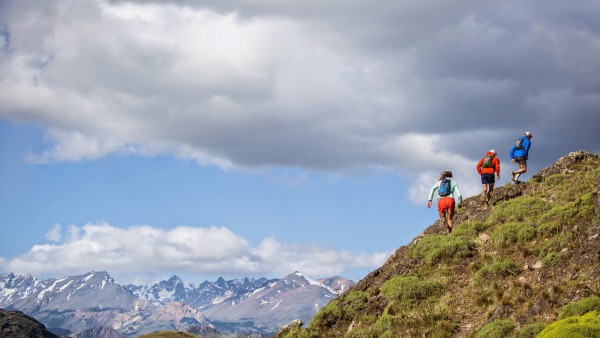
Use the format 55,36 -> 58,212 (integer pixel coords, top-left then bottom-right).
1,0 -> 600,200
45,223 -> 62,242
0,222 -> 389,283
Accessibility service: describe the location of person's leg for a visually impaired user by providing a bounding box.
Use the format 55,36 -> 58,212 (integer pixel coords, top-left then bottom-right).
514,163 -> 527,181
481,184 -> 487,203
447,207 -> 455,231
438,209 -> 447,226
486,183 -> 495,203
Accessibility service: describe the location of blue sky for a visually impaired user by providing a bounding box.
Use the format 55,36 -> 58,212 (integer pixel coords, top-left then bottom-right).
1,0 -> 599,285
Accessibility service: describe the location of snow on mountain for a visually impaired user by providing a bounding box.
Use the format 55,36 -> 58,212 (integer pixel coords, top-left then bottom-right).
1,271 -> 354,336
199,271 -> 353,333
0,272 -> 213,336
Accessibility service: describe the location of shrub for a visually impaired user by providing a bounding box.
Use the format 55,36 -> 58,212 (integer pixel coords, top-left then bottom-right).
489,198 -> 551,223
516,322 -> 547,338
538,234 -> 571,267
475,259 -> 522,284
380,276 -> 444,311
474,319 -> 516,338
537,311 -> 600,338
410,234 -> 477,265
340,291 -> 369,318
559,296 -> 600,319
539,201 -> 581,230
308,299 -> 343,331
491,222 -> 535,249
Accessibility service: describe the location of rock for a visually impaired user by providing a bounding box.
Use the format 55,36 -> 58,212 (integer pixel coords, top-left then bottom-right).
533,261 -> 543,269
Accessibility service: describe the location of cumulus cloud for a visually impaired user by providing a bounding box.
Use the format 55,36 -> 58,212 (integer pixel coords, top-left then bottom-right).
1,0 -> 599,199
45,223 -> 62,242
0,222 -> 389,282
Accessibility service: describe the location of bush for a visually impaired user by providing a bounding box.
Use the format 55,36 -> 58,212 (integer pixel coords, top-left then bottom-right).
475,259 -> 522,284
539,201 -> 581,230
489,198 -> 551,223
410,234 -> 477,265
537,311 -> 600,338
516,322 -> 546,338
380,276 -> 444,311
340,291 -> 369,318
309,299 -> 343,331
559,296 -> 600,319
538,234 -> 571,267
491,222 -> 535,249
474,319 -> 516,338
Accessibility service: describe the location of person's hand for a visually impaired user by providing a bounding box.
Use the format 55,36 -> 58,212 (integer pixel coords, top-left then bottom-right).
497,175 -> 500,180
427,200 -> 432,208
511,159 -> 515,163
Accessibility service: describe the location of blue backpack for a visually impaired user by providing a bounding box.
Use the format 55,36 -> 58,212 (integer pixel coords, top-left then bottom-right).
438,178 -> 452,197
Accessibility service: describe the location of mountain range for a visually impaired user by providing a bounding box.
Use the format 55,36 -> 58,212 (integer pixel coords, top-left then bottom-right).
0,271 -> 353,336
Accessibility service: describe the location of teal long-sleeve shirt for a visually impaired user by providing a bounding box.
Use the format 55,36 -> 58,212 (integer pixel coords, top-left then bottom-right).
428,178 -> 463,205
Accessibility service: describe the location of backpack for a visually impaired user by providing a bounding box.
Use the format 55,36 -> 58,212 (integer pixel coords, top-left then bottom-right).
438,178 -> 452,197
482,156 -> 495,168
515,137 -> 525,150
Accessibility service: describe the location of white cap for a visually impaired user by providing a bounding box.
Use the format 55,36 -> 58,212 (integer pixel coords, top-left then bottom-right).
525,131 -> 532,136
489,149 -> 497,154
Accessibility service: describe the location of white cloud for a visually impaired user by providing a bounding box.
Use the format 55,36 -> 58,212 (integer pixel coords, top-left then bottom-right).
1,0 -> 599,193
45,223 -> 62,242
0,222 -> 388,283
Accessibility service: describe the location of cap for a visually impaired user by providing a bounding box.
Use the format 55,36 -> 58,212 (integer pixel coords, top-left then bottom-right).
489,149 -> 497,154
525,131 -> 532,136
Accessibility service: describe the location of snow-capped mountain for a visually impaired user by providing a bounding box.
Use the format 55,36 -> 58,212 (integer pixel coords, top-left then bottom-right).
0,271 -> 212,336
0,271 -> 354,336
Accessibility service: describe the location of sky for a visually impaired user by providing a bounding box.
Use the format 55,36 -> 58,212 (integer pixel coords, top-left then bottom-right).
1,0 -> 599,285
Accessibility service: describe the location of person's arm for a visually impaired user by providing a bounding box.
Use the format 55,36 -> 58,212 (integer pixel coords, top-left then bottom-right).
509,146 -> 515,160
476,158 -> 484,174
523,138 -> 531,158
494,157 -> 500,179
427,182 -> 439,206
452,180 -> 463,206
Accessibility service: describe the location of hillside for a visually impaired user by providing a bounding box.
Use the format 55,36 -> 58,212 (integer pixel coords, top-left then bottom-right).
0,308 -> 59,338
276,150 -> 600,337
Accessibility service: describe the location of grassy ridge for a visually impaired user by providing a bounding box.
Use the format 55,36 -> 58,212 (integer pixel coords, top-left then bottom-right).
277,151 -> 600,338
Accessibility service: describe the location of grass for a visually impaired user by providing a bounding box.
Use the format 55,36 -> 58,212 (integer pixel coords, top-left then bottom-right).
537,311 -> 600,338
474,319 -> 516,338
282,152 -> 600,338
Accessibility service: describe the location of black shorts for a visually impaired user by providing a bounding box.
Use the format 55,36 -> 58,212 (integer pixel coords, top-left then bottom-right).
481,173 -> 495,184
514,156 -> 527,165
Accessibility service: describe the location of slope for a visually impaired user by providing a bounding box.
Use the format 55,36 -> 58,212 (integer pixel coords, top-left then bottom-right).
276,150 -> 600,338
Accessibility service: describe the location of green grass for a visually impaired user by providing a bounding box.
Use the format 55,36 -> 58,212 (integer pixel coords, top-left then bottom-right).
559,296 -> 600,319
537,311 -> 600,338
409,234 -> 477,265
380,276 -> 445,311
474,319 -> 516,338
475,259 -> 522,285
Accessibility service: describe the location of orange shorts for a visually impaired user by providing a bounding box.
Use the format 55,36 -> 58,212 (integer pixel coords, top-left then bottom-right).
437,197 -> 455,214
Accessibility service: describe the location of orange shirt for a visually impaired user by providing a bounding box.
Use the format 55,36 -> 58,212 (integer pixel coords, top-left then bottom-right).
477,153 -> 500,175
